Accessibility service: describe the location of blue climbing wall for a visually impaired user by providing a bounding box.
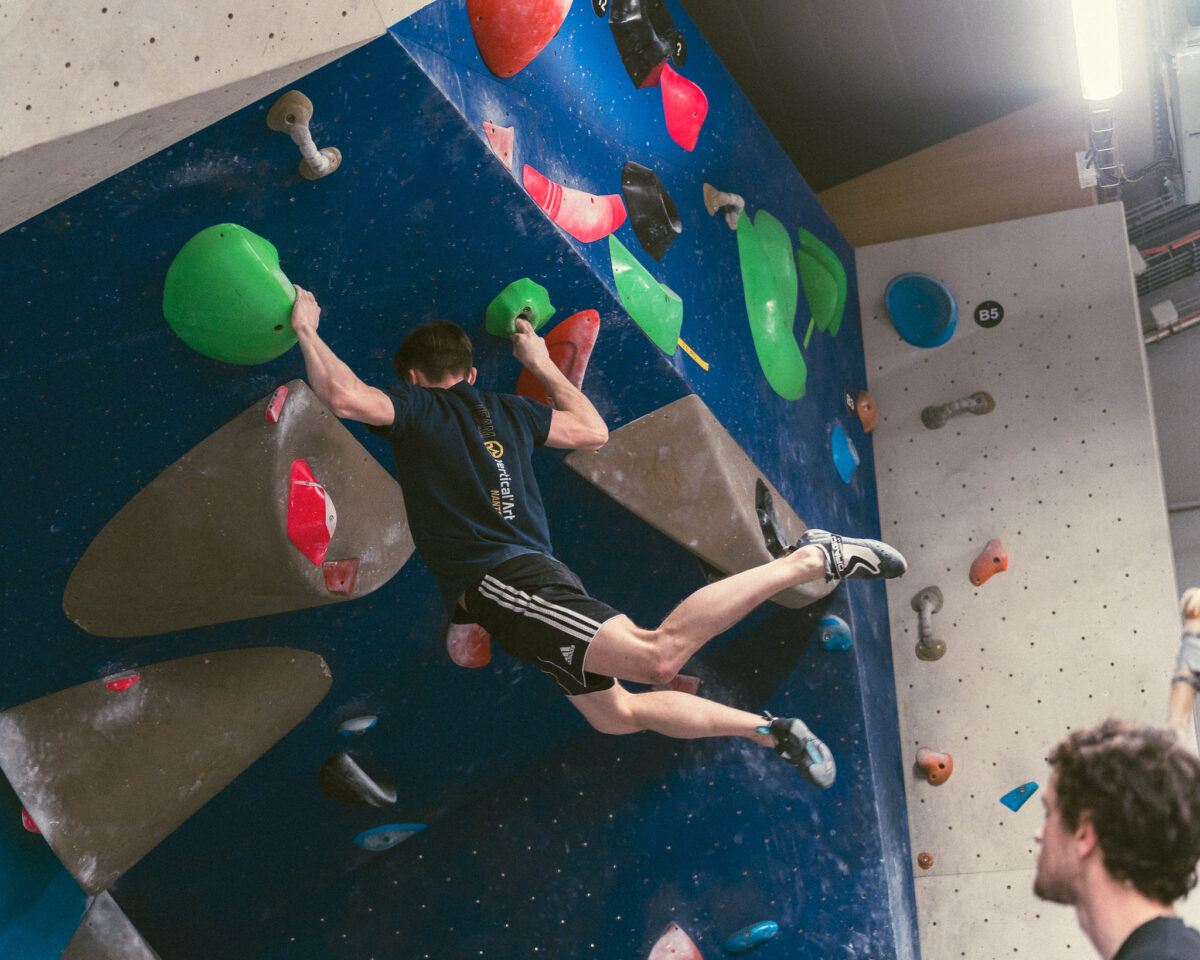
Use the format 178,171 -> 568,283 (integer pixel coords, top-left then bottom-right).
0,1 -> 917,957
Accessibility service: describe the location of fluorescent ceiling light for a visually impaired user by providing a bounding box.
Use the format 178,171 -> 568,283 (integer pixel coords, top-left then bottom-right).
1072,0 -> 1122,100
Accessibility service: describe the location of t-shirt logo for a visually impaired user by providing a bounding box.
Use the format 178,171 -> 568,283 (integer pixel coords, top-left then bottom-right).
485,441 -> 504,458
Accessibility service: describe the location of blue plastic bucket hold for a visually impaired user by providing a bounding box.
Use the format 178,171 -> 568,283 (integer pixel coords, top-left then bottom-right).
885,272 -> 957,348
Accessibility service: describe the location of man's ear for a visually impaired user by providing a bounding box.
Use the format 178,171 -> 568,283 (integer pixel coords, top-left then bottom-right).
1074,811 -> 1100,858
467,367 -> 477,385
405,368 -> 421,386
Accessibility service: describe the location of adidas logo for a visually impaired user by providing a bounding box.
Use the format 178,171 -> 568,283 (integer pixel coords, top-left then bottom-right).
560,645 -> 575,666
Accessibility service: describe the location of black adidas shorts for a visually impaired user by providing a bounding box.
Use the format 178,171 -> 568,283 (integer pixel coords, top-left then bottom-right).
460,552 -> 620,697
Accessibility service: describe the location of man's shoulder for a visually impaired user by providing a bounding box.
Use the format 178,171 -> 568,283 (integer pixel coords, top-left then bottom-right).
1116,917 -> 1200,960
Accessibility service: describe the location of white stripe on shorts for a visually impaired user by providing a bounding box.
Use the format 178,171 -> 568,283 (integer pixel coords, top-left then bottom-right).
477,575 -> 602,644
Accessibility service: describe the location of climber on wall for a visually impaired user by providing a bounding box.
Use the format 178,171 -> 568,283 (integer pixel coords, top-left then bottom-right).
1168,587 -> 1200,748
289,285 -> 908,789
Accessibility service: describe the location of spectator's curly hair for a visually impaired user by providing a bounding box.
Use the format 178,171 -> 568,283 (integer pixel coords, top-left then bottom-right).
1050,719 -> 1200,903
392,320 -> 473,382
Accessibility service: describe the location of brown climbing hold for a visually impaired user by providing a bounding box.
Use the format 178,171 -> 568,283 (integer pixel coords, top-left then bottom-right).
969,539 -> 1009,586
856,390 -> 877,433
322,558 -> 360,595
917,852 -> 933,869
916,747 -> 954,785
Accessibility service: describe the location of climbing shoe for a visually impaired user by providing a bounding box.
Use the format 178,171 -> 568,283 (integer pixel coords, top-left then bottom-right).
761,712 -> 836,789
793,529 -> 907,582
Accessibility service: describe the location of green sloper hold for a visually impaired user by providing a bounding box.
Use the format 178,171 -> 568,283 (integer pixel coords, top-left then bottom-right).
752,210 -> 799,326
162,223 -> 297,365
735,212 -> 807,400
484,278 -> 555,337
797,227 -> 847,338
608,235 -> 682,355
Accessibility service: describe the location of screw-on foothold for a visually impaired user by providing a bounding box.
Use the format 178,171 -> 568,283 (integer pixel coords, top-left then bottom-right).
917,852 -> 934,869
911,586 -> 945,660
921,391 -> 995,429
916,747 -> 954,785
702,183 -> 744,230
266,90 -> 342,180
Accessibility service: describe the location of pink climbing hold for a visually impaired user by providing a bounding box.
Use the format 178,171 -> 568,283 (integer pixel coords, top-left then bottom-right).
286,458 -> 338,566
516,309 -> 600,406
265,384 -> 289,423
969,539 -> 1009,586
482,121 -> 515,171
104,672 -> 140,692
648,922 -> 703,960
659,62 -> 707,151
21,808 -> 39,834
522,164 -> 627,243
447,622 -> 492,668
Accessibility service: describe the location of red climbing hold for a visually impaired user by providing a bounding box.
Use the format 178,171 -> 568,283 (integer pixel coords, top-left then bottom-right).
856,390 -> 878,433
322,558 -> 360,595
447,622 -> 492,668
516,310 -> 600,406
648,922 -> 703,960
659,62 -> 707,151
104,672 -> 140,692
21,808 -> 39,834
482,121 -> 515,170
265,384 -> 289,423
969,539 -> 1009,586
522,164 -> 627,243
916,747 -> 954,785
467,0 -> 572,78
286,458 -> 337,566
653,673 -> 700,695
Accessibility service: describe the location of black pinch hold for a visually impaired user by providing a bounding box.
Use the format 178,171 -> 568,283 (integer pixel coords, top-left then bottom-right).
607,0 -> 685,88
319,751 -> 397,807
621,161 -> 681,261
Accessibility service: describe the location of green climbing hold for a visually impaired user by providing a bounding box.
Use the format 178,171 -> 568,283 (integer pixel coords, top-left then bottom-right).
753,211 -> 798,327
735,212 -> 807,400
162,223 -> 297,365
608,235 -> 682,355
797,227 -> 847,339
484,278 -> 556,337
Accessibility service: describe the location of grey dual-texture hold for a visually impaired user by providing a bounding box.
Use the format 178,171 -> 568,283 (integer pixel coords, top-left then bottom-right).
921,391 -> 995,429
911,586 -> 945,661
319,751 -> 397,807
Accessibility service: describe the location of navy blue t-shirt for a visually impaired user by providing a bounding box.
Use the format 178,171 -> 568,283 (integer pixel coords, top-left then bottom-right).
1115,917 -> 1200,960
368,380 -> 555,611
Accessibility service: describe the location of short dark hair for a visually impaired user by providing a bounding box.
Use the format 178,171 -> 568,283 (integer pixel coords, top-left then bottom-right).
391,320 -> 473,381
1049,719 -> 1200,903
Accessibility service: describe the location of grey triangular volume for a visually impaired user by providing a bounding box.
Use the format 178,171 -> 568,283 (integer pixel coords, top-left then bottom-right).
63,380 -> 414,637
60,891 -> 162,960
0,647 -> 332,894
564,394 -> 835,608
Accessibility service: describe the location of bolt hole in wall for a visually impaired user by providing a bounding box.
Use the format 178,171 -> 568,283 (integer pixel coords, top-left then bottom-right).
860,202 -> 1196,957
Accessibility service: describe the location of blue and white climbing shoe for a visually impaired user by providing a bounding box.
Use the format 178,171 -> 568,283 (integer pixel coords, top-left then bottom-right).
761,712 -> 836,789
794,529 -> 907,582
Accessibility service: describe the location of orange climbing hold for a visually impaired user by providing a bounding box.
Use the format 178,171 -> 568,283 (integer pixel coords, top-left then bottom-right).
916,747 -> 953,785
515,310 -> 600,406
447,622 -> 492,668
917,852 -> 934,869
856,390 -> 877,432
466,0 -> 572,78
970,539 -> 1009,586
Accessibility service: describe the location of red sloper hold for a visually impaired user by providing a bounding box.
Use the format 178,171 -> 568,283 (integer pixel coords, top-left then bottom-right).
21,808 -> 39,833
969,539 -> 1009,586
516,310 -> 600,406
648,922 -> 703,960
522,164 -> 628,243
287,459 -> 338,566
447,622 -> 492,668
467,0 -> 572,78
659,62 -> 708,151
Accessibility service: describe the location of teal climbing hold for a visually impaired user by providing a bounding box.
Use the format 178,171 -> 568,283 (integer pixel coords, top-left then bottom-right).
608,234 -> 682,355
354,823 -> 426,851
1000,782 -> 1038,811
484,278 -> 555,337
831,424 -> 859,483
162,223 -> 297,365
735,211 -> 806,400
886,272 -> 957,348
723,920 -> 779,954
817,614 -> 852,651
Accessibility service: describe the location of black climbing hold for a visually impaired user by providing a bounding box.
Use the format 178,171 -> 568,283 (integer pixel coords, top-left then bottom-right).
621,161 -> 681,261
318,751 -> 397,807
608,0 -> 683,88
756,478 -> 787,558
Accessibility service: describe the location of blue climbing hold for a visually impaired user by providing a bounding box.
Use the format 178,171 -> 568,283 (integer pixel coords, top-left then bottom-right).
817,615 -> 852,651
353,823 -> 426,851
1000,781 -> 1038,811
723,920 -> 779,954
338,715 -> 378,736
831,424 -> 859,483
885,272 -> 957,348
